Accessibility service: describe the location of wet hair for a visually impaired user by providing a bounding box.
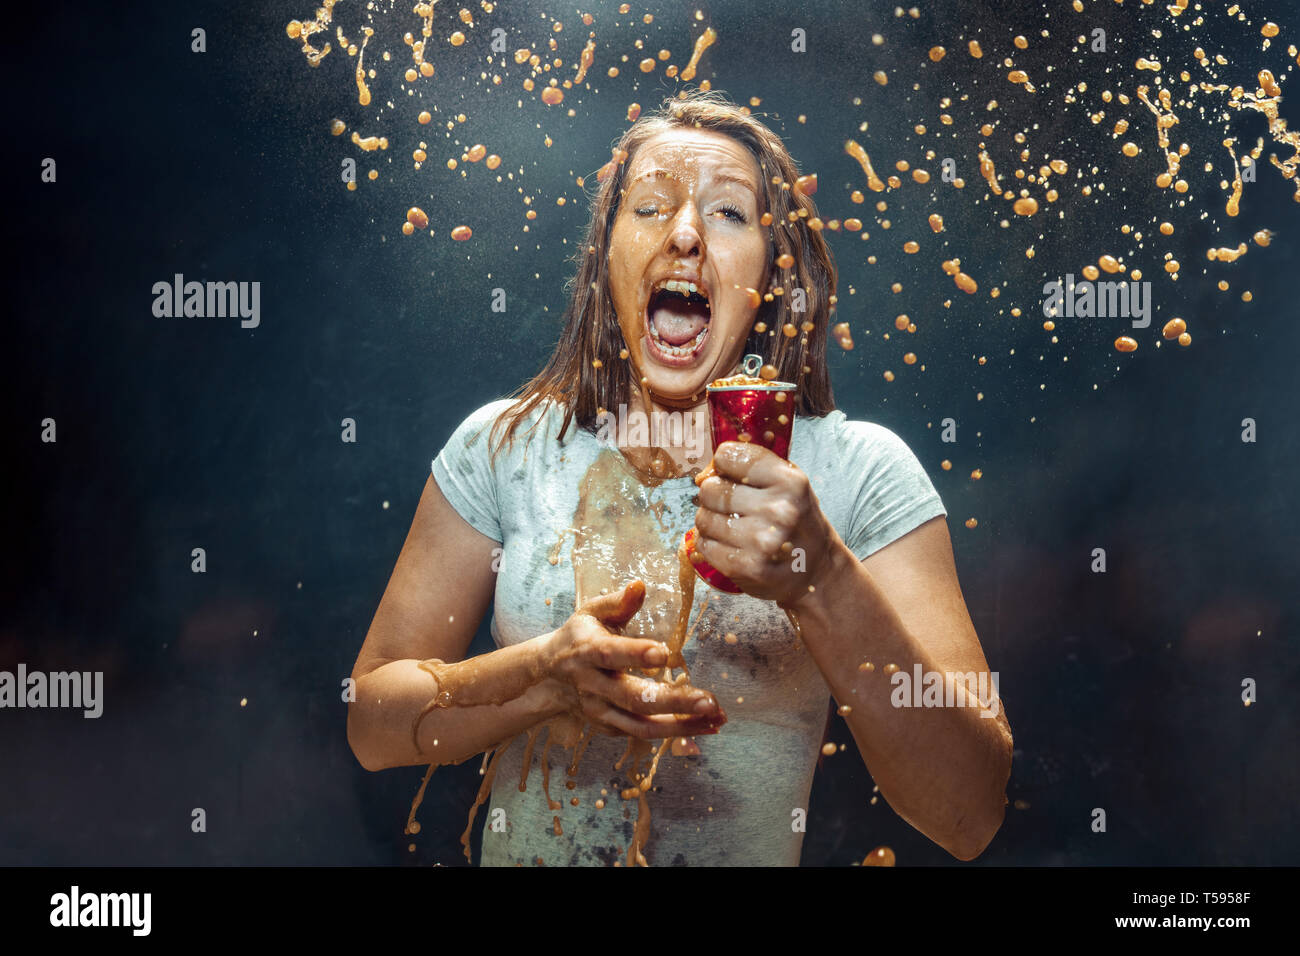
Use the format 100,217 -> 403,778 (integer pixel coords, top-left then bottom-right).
489,87 -> 838,461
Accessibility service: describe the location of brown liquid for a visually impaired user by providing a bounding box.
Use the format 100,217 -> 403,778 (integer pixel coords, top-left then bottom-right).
573,38 -> 596,85
845,140 -> 887,192
412,654 -> 544,717
1135,85 -> 1182,188
833,322 -> 854,350
355,27 -> 373,107
1208,243 -> 1248,263
863,845 -> 896,866
1012,197 -> 1038,216
1230,90 -> 1299,204
407,438 -> 713,863
559,451 -> 709,863
459,744 -> 506,861
404,761 -> 436,836
626,737 -> 672,865
709,374 -> 768,387
518,724 -> 542,792
286,0 -> 337,67
547,528 -> 573,565
539,728 -> 561,810
571,451 -> 694,647
566,722 -> 595,776
978,150 -> 1002,196
679,27 -> 717,83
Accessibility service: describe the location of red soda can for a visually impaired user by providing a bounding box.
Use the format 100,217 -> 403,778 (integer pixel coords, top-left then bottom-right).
684,371 -> 798,593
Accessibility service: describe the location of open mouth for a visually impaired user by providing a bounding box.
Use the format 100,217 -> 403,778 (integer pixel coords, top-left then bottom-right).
645,280 -> 711,363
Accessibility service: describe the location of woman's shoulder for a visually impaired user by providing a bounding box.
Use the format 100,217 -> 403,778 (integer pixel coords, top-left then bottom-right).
455,397 -> 526,428
794,408 -> 946,557
448,396 -> 575,460
449,396 -> 562,431
440,398 -> 517,454
795,407 -> 909,446
794,408 -> 928,473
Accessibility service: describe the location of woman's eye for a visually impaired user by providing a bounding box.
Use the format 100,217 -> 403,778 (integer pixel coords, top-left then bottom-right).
633,203 -> 745,222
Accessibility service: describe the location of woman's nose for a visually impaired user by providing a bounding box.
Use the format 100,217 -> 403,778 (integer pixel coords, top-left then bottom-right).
665,204 -> 704,258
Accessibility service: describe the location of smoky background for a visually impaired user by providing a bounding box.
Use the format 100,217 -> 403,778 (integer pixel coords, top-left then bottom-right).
1,0 -> 1297,865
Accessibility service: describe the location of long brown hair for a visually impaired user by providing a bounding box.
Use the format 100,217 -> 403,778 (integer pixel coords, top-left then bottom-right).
489,87 -> 838,461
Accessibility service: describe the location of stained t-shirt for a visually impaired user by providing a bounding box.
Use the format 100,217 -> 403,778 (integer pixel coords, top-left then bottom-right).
431,397 -> 946,866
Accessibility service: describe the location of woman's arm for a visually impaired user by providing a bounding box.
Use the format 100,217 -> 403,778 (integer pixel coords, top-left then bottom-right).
347,475 -> 564,771
786,518 -> 1013,861
693,442 -> 1013,861
348,475 -> 726,772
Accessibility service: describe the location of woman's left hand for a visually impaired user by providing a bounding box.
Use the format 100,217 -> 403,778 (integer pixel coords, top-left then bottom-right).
692,441 -> 840,607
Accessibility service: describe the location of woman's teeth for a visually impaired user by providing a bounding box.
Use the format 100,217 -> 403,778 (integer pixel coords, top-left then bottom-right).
649,315 -> 708,355
658,278 -> 702,296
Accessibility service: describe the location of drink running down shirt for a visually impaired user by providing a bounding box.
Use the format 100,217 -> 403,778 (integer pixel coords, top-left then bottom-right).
431,397 -> 947,866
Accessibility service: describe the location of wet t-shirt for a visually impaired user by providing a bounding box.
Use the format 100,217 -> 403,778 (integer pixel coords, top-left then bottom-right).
431,397 -> 947,866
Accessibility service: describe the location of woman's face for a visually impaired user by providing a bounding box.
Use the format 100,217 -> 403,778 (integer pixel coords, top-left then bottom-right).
608,127 -> 771,407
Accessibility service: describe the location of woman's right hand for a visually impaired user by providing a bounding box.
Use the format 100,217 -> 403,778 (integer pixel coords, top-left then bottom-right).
544,580 -> 727,740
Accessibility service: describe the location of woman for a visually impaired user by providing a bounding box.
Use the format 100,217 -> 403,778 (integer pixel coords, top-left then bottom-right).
347,90 -> 1013,866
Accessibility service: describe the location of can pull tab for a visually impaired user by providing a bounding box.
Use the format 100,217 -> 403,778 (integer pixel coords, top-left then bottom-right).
741,353 -> 763,377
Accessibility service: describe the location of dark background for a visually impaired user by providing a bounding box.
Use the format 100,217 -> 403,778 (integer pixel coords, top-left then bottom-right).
2,0 -> 1297,865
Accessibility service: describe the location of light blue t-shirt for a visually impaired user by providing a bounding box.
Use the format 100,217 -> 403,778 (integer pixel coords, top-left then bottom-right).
432,398 -> 946,866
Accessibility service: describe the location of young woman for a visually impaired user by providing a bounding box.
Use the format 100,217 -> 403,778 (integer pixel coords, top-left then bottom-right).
347,90 -> 1013,866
